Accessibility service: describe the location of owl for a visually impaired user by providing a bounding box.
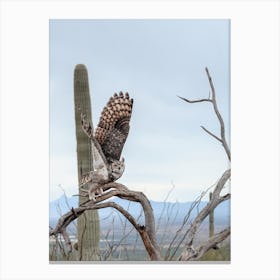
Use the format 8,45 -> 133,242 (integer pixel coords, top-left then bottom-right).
80,91 -> 133,200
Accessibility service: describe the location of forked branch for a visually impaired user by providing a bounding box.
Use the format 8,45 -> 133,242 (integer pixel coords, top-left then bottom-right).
178,169 -> 231,261
180,227 -> 230,261
175,68 -> 231,261
50,182 -> 162,261
178,67 -> 231,161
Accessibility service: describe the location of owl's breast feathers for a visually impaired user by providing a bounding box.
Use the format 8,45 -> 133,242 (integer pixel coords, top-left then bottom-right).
95,92 -> 133,162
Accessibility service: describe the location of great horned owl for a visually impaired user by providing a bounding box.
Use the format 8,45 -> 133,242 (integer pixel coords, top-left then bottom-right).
80,91 -> 133,200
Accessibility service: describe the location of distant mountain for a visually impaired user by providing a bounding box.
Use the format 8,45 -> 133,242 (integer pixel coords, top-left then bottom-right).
49,195 -> 230,229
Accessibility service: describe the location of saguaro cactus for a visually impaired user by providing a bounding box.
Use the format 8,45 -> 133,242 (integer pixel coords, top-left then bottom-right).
74,64 -> 100,260
209,192 -> 214,238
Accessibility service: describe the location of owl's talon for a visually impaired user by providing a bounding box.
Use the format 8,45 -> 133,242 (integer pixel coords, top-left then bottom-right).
89,192 -> 96,201
98,187 -> 104,195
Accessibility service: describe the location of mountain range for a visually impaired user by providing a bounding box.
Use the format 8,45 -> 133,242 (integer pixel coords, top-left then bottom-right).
49,194 -> 230,229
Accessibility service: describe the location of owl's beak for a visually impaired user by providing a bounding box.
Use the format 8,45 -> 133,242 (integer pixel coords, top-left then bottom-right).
121,157 -> 125,163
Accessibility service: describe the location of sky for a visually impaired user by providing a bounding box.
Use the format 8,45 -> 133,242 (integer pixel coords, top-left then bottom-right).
49,19 -> 230,202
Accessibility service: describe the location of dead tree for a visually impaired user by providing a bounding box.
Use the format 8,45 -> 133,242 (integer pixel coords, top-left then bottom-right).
49,67 -> 230,261
50,183 -> 162,260
177,67 -> 231,260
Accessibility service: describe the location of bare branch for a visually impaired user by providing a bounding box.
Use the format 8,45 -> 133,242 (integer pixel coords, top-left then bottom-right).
178,68 -> 231,161
200,126 -> 222,143
177,95 -> 212,104
178,169 -> 230,260
156,184 -> 175,233
205,67 -> 231,161
105,202 -> 144,261
219,193 -> 231,204
164,182 -> 215,261
212,169 -> 231,199
50,182 -> 162,261
180,227 -> 230,261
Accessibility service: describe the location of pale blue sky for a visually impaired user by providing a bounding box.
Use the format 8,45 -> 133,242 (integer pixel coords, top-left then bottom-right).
50,19 -> 230,202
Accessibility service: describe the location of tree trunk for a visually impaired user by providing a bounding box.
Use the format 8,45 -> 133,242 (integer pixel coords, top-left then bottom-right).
74,64 -> 100,260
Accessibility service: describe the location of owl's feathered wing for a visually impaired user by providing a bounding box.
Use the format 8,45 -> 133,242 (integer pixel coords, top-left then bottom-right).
95,91 -> 133,162
80,91 -> 133,189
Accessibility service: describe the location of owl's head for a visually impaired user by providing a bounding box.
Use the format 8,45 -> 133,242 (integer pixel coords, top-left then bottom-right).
110,158 -> 125,181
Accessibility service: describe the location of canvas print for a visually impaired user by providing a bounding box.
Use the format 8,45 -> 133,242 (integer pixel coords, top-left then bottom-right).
49,19 -> 230,262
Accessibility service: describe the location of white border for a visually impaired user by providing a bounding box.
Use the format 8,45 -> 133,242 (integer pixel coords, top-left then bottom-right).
0,1 -> 279,279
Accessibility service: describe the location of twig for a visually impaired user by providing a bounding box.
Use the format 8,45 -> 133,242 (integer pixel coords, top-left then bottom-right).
156,184 -> 175,233
200,126 -> 222,143
177,96 -> 212,104
165,182 -> 216,261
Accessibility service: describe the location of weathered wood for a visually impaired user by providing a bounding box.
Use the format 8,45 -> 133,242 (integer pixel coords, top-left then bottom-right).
50,182 -> 162,261
179,169 -> 231,261
180,227 -> 230,261
205,67 -> 231,161
178,67 -> 231,161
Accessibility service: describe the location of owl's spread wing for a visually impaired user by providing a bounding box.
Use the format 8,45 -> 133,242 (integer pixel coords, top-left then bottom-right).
95,92 -> 133,162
